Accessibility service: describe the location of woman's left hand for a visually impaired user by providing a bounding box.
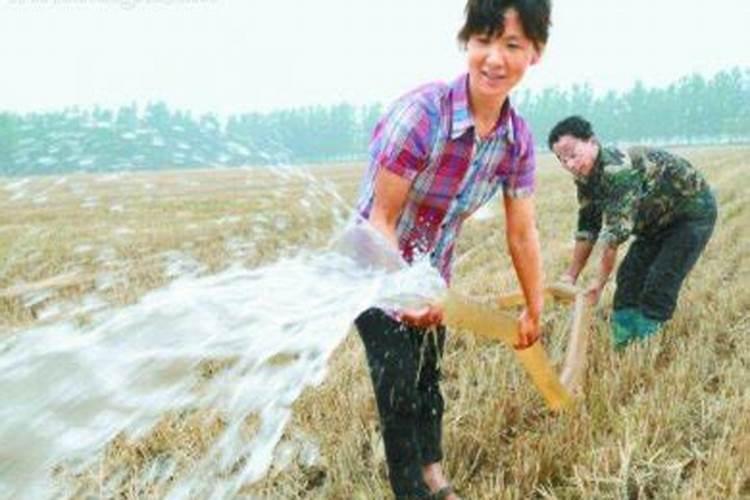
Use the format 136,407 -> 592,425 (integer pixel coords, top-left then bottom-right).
515,308 -> 541,350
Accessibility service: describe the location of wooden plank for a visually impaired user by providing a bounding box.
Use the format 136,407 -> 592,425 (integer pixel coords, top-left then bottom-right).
0,273 -> 94,299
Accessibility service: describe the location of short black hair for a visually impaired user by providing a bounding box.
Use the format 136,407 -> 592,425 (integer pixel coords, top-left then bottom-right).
547,115 -> 595,150
457,0 -> 551,52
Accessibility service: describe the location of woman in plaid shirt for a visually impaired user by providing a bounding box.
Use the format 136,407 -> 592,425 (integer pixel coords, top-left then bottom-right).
353,1 -> 551,498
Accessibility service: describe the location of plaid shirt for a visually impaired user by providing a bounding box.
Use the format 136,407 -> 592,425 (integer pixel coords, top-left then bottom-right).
357,73 -> 537,283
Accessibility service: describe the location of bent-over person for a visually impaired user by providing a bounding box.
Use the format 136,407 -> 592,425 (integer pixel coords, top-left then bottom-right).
548,115 -> 717,348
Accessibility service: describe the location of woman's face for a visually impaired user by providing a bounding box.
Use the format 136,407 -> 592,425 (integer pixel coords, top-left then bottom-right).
465,8 -> 540,105
552,135 -> 599,178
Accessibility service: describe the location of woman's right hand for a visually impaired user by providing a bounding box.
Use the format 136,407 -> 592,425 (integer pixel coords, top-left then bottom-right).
398,304 -> 444,328
558,273 -> 576,285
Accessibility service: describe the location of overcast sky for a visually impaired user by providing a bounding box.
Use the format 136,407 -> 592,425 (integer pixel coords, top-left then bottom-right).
1,0 -> 749,115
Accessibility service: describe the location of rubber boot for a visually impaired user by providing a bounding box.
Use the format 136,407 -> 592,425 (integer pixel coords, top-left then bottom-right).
611,308 -> 639,350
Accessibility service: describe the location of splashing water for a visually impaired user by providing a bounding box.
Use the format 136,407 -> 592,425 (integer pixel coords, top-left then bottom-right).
0,220 -> 445,499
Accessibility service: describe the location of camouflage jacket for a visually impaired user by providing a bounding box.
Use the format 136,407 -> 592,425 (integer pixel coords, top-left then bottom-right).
575,146 -> 711,246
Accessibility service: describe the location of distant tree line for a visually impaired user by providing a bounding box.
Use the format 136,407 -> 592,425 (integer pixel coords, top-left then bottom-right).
518,67 -> 750,147
0,67 -> 747,176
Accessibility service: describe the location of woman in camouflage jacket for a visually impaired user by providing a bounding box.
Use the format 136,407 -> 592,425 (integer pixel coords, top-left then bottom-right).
547,115 -> 717,348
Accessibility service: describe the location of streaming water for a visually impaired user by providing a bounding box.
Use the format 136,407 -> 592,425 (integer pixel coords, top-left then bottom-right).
0,126 -> 452,498
0,216 -> 445,498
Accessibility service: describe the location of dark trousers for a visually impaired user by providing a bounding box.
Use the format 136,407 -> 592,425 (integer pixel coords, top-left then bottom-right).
354,308 -> 446,499
613,191 -> 717,321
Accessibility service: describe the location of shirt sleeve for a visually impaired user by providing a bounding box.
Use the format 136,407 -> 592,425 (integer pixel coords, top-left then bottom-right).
598,165 -> 640,246
368,97 -> 433,182
575,182 -> 602,242
502,120 -> 536,198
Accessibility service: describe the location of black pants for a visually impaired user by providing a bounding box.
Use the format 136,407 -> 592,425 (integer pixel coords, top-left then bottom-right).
354,308 -> 446,499
613,191 -> 717,321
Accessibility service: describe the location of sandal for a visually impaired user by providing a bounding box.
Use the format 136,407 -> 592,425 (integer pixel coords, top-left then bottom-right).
431,484 -> 462,500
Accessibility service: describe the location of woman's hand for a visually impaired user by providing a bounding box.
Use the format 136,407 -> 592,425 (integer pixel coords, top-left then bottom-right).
515,308 -> 541,349
398,304 -> 444,328
504,195 -> 545,351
